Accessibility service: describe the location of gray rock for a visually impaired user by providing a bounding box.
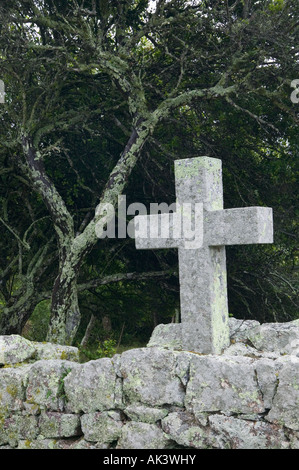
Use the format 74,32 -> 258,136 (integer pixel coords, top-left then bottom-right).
26,360 -> 79,411
255,358 -> 282,409
70,438 -> 110,449
288,431 -> 299,449
223,342 -> 263,357
228,318 -> 260,343
147,324 -> 182,349
119,347 -> 185,407
33,342 -> 79,362
174,351 -> 193,386
81,411 -> 123,443
185,355 -> 264,416
0,335 -> 36,365
161,411 -> 208,448
208,414 -> 289,449
124,404 -> 169,424
64,358 -> 117,413
266,356 -> 299,430
0,414 -> 38,447
247,320 -> 299,354
38,411 -> 81,438
116,421 -> 171,449
17,438 -> 77,449
0,366 -> 30,416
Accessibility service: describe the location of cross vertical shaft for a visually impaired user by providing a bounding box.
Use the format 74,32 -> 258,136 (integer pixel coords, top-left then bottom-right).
175,158 -> 229,353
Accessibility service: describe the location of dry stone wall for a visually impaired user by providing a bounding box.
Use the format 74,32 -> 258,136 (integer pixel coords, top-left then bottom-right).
0,318 -> 298,449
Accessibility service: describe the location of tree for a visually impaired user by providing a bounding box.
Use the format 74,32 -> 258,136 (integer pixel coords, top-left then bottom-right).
0,0 -> 298,344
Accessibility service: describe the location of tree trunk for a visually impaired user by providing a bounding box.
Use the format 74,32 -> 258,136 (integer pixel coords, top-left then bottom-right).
80,314 -> 97,349
46,124 -> 150,344
0,241 -> 54,336
102,315 -> 112,333
0,300 -> 36,335
46,258 -> 80,345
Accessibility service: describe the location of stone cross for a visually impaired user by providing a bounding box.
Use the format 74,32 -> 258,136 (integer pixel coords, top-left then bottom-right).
134,157 -> 273,354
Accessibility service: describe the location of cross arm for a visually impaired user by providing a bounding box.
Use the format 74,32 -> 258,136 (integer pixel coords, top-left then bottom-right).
134,203 -> 204,250
134,212 -> 182,250
206,207 -> 273,246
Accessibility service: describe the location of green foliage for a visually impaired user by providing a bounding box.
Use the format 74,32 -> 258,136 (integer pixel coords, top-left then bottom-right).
59,367 -> 72,396
22,301 -> 51,342
80,338 -> 117,361
96,339 -> 117,359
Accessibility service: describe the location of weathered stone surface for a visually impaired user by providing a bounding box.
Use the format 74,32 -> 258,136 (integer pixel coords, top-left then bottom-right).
81,411 -> 123,443
208,414 -> 288,449
185,355 -> 264,416
223,342 -> 263,357
247,320 -> 299,354
0,335 -> 36,365
119,347 -> 184,407
266,356 -> 299,430
70,438 -> 110,449
0,366 -> 30,416
38,411 -> 81,438
147,324 -> 182,349
174,351 -> 194,387
64,358 -> 117,413
161,411 -> 208,448
147,318 -> 299,357
288,431 -> 299,449
228,318 -> 261,343
255,358 -> 282,409
33,342 -> 79,362
26,360 -> 79,412
124,405 -> 169,424
0,330 -> 298,449
0,415 -> 38,447
116,421 -> 171,449
17,438 -> 77,449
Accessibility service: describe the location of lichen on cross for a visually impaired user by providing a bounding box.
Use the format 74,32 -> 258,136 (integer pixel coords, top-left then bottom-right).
134,157 -> 273,354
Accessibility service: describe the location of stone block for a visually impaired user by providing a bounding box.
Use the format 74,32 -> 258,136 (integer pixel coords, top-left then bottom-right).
255,358 -> 282,409
64,358 -> 117,413
185,355 -> 264,416
124,405 -> 169,424
0,335 -> 36,365
119,347 -> 185,407
33,342 -> 79,362
266,356 -> 299,430
0,366 -> 30,416
116,421 -> 171,449
38,411 -> 81,438
17,438 -> 76,449
0,415 -> 38,447
228,318 -> 260,343
208,414 -> 288,449
70,438 -> 110,449
147,323 -> 182,349
161,411 -> 207,448
25,360 -> 79,411
80,411 -> 123,443
247,320 -> 299,354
